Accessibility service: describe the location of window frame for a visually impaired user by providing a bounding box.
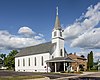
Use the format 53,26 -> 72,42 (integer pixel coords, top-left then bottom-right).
60,49 -> 63,56
60,32 -> 62,37
18,59 -> 20,67
54,31 -> 56,37
23,58 -> 25,66
28,58 -> 30,66
41,56 -> 43,66
35,57 -> 36,66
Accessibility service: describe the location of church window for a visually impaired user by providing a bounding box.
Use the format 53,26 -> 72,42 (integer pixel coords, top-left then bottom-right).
60,49 -> 63,56
28,58 -> 30,66
35,57 -> 36,66
18,59 -> 20,66
23,58 -> 25,66
54,31 -> 56,36
60,32 -> 62,37
41,56 -> 43,66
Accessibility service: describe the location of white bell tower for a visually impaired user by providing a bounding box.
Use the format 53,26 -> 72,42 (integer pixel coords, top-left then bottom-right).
52,7 -> 64,57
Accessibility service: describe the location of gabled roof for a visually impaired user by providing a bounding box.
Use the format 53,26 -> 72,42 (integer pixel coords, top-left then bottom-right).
68,54 -> 87,60
15,42 -> 56,57
46,57 -> 75,62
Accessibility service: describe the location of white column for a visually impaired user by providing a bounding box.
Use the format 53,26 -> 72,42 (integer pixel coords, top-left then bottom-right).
64,62 -> 65,71
55,62 -> 57,72
77,66 -> 79,72
71,67 -> 73,71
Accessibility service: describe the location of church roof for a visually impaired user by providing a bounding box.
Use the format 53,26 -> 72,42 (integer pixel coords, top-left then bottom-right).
15,42 -> 56,57
68,54 -> 87,60
46,57 -> 75,62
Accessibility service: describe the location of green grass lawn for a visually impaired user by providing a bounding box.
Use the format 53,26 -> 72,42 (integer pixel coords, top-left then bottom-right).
0,76 -> 44,80
85,70 -> 98,72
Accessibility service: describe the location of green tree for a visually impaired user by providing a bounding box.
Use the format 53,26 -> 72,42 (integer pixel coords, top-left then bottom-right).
89,51 -> 93,69
5,50 -> 18,70
0,54 -> 6,59
87,51 -> 94,70
87,53 -> 90,70
0,53 -> 6,66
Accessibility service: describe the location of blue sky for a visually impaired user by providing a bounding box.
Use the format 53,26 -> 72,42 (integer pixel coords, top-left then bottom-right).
0,0 -> 100,61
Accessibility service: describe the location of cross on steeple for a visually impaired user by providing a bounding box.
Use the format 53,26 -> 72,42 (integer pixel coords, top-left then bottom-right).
56,6 -> 58,16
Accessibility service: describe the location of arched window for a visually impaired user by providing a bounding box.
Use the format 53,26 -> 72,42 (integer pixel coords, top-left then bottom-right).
60,49 -> 63,56
41,56 -> 43,66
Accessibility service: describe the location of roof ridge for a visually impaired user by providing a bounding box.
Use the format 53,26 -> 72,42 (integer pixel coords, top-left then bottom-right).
22,42 -> 51,49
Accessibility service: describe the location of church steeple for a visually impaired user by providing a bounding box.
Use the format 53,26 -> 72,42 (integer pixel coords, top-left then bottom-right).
52,7 -> 64,58
54,7 -> 62,30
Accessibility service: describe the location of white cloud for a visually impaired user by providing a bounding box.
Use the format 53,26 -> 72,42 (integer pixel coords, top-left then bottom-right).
38,33 -> 44,37
34,33 -> 44,39
18,27 -> 35,35
95,53 -> 100,57
64,22 -> 84,40
34,36 -> 42,39
71,28 -> 100,49
0,27 -> 46,50
93,52 -> 100,61
64,2 -> 100,49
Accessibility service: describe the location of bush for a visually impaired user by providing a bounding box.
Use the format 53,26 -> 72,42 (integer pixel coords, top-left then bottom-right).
91,66 -> 98,70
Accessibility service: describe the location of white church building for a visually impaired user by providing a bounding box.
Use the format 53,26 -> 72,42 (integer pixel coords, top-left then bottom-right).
15,8 -> 74,72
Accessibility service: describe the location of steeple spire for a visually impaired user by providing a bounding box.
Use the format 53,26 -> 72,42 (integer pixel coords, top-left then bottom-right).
54,6 -> 61,30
